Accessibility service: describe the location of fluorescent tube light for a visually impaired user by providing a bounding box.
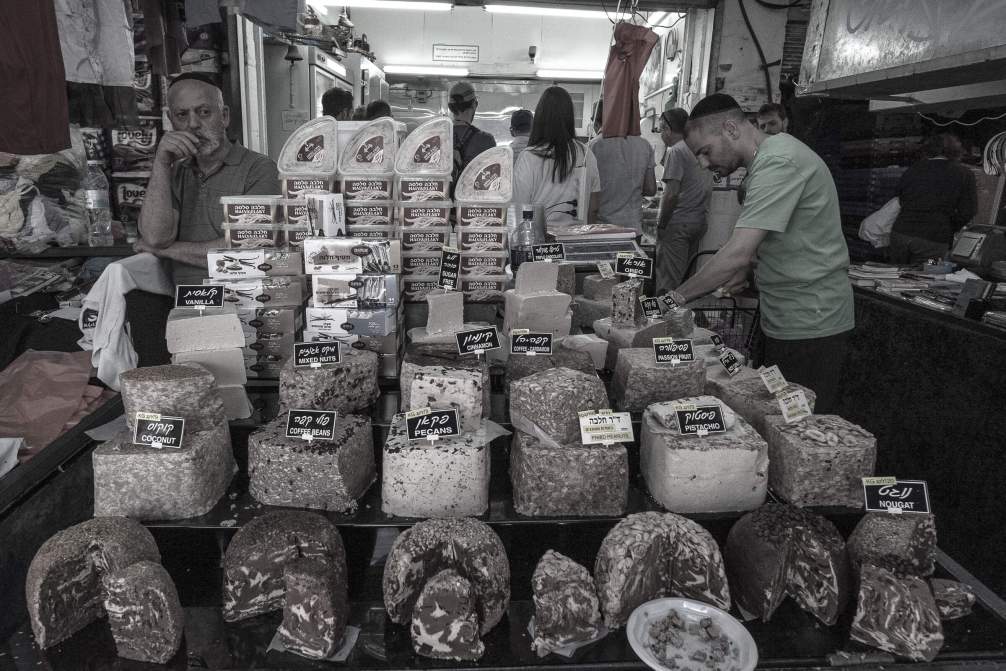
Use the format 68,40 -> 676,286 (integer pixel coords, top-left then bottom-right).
537,69 -> 604,80
485,4 -> 628,19
384,65 -> 470,76
339,0 -> 452,10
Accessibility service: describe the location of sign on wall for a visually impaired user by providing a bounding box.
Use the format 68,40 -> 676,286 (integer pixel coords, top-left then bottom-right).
433,44 -> 480,63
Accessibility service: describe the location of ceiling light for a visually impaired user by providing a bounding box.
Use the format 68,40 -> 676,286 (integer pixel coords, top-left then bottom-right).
485,4 -> 628,19
537,69 -> 604,80
336,0 -> 452,11
384,65 -> 470,76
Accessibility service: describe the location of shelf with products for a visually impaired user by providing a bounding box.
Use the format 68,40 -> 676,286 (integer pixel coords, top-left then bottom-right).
0,245 -> 135,260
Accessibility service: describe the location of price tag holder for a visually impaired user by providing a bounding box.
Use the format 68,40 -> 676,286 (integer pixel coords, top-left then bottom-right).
531,243 -> 565,263
862,477 -> 931,515
510,329 -> 553,356
777,388 -> 812,423
614,253 -> 654,279
673,403 -> 727,437
652,337 -> 694,365
294,342 -> 341,368
175,284 -> 224,309
759,365 -> 789,396
438,246 -> 461,291
639,297 -> 662,319
578,409 -> 634,445
710,333 -> 726,352
132,413 -> 185,449
718,349 -> 742,377
285,409 -> 337,441
456,326 -> 501,356
597,262 -> 616,280
406,407 -> 461,442
659,293 -> 680,312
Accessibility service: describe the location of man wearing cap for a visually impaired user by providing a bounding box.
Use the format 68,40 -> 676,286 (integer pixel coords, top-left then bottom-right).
668,93 -> 853,412
136,73 -> 279,285
449,81 -> 496,181
509,109 -> 533,165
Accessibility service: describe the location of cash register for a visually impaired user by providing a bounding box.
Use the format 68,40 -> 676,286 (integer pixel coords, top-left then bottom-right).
949,224 -> 1006,280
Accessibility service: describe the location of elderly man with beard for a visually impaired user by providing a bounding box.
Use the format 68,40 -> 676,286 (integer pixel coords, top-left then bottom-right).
137,73 -> 279,284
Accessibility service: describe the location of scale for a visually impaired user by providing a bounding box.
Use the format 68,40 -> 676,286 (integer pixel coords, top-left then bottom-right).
555,239 -> 646,266
949,225 -> 1006,280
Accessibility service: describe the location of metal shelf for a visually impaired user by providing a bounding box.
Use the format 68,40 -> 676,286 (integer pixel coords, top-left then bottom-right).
0,246 -> 135,260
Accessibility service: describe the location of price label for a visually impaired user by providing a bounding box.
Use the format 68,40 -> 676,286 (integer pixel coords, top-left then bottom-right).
175,284 -> 224,309
456,326 -> 501,355
439,246 -> 461,290
710,333 -> 725,351
659,293 -> 680,311
674,404 -> 727,436
718,350 -> 742,377
862,478 -> 931,514
531,243 -> 565,262
615,253 -> 654,279
510,329 -> 553,356
777,388 -> 812,423
294,342 -> 341,367
405,407 -> 461,441
639,296 -> 662,319
759,365 -> 788,395
578,409 -> 634,445
285,409 -> 337,440
597,262 -> 616,280
652,337 -> 694,364
132,413 -> 185,449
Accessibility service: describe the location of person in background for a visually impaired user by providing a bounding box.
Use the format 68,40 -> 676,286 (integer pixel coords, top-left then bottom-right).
366,99 -> 392,120
449,81 -> 496,178
509,109 -> 533,165
513,86 -> 601,228
889,133 -> 977,265
351,106 -> 367,120
136,73 -> 279,285
656,107 -> 712,292
756,102 -> 788,135
589,99 -> 656,233
321,87 -> 354,120
669,93 -> 853,413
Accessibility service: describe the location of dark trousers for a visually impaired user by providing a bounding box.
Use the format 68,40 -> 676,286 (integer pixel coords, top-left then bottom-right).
888,232 -> 948,266
760,330 -> 850,414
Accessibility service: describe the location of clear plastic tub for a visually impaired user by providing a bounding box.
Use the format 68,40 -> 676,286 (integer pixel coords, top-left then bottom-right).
400,201 -> 452,228
456,201 -> 508,228
344,200 -> 393,227
401,226 -> 450,252
219,195 -> 285,226
280,173 -> 337,200
397,175 -> 451,202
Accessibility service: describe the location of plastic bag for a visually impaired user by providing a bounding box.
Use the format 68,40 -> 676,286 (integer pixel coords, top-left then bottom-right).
859,197 -> 899,248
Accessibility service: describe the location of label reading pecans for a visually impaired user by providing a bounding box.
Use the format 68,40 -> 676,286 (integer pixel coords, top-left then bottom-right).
405,407 -> 461,441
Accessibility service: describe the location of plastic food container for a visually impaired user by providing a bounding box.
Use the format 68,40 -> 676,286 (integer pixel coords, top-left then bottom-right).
345,200 -> 393,227
458,227 -> 507,252
459,250 -> 508,276
345,225 -> 398,240
400,201 -> 452,228
220,195 -> 285,226
402,277 -> 443,302
461,275 -> 509,303
341,174 -> 394,201
305,193 -> 346,237
456,202 -> 508,228
400,251 -> 442,277
397,175 -> 451,201
303,238 -> 401,275
311,273 -> 400,308
401,226 -> 450,252
281,173 -> 337,200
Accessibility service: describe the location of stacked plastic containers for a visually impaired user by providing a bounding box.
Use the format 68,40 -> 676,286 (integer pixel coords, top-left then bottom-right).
453,145 -> 514,304
301,117 -> 403,378
392,117 -> 454,304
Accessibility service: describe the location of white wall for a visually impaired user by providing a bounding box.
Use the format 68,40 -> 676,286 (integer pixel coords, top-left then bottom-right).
710,0 -> 788,110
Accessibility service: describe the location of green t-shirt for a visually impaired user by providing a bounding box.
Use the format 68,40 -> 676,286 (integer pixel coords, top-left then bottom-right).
735,134 -> 854,340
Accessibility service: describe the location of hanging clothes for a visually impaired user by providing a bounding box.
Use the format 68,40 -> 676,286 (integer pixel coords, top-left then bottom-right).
0,0 -> 71,154
601,22 -> 658,139
141,0 -> 185,76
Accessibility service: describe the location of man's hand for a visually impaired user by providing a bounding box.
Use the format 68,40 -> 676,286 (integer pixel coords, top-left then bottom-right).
155,131 -> 201,164
719,266 -> 751,296
133,238 -> 161,256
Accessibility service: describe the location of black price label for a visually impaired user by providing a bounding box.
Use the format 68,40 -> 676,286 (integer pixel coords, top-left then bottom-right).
653,337 -> 694,363
175,284 -> 225,308
639,297 -> 662,319
456,326 -> 501,355
294,342 -> 341,367
510,330 -> 553,355
659,294 -> 679,311
615,254 -> 653,278
406,408 -> 461,440
862,478 -> 931,514
719,350 -> 742,376
439,247 -> 461,290
710,333 -> 725,350
531,243 -> 565,262
674,404 -> 727,436
132,413 -> 185,449
285,409 -> 337,440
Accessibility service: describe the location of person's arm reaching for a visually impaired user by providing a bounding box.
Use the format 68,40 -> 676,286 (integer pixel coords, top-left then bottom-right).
642,168 -> 657,197
135,237 -> 223,268
658,179 -> 681,230
138,131 -> 201,248
669,228 -> 767,303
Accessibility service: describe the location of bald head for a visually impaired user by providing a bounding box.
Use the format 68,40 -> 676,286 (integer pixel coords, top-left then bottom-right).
166,78 -> 229,158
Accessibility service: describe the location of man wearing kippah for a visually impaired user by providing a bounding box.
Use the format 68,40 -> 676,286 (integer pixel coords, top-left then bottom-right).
666,93 -> 854,412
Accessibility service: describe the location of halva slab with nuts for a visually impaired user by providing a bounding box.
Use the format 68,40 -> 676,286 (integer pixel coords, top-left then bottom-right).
278,349 -> 380,414
612,348 -> 706,412
847,512 -> 937,578
713,375 -> 817,438
509,367 -> 609,445
120,364 -> 225,433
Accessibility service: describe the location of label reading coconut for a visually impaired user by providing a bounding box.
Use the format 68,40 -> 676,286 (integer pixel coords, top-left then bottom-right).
759,365 -> 788,396
531,243 -> 565,263
615,253 -> 653,278
639,297 -> 662,319
597,261 -> 616,280
653,337 -> 694,364
777,388 -> 812,423
439,246 -> 461,290
456,326 -> 501,355
578,409 -> 634,445
510,329 -> 553,356
719,350 -> 742,377
133,413 -> 185,449
862,478 -> 931,515
175,284 -> 225,308
405,407 -> 460,441
286,409 -> 337,441
673,403 -> 726,437
294,342 -> 341,368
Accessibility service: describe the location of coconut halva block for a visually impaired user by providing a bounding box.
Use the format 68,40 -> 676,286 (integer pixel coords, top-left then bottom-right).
612,348 -> 706,412
120,364 -> 225,433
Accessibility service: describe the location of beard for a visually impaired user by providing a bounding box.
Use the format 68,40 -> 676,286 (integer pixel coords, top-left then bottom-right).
195,128 -> 226,156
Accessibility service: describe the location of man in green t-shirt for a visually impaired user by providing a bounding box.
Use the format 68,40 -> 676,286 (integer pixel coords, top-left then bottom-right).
666,93 -> 854,412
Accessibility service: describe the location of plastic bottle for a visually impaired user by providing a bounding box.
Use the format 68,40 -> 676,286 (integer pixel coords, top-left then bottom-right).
83,161 -> 114,247
510,205 -> 535,271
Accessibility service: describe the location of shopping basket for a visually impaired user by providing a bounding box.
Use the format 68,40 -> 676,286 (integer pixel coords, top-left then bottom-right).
690,296 -> 760,360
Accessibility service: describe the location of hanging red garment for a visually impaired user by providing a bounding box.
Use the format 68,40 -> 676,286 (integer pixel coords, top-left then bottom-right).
601,22 -> 658,139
